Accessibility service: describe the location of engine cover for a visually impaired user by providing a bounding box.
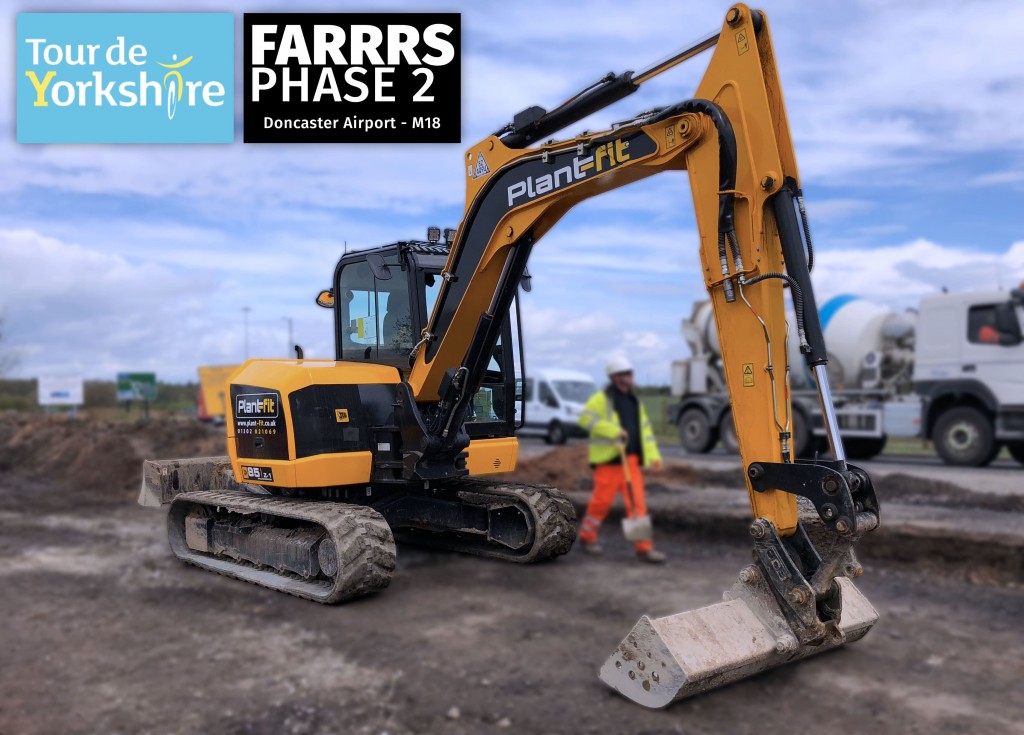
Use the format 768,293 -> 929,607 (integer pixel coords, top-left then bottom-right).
227,359 -> 402,488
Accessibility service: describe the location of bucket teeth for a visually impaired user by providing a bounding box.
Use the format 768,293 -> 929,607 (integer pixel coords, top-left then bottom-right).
599,575 -> 878,708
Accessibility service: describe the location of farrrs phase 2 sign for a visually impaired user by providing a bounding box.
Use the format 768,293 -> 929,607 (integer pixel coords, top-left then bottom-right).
244,13 -> 460,143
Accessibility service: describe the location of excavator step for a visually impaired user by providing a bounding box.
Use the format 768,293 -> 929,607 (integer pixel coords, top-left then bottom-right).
167,490 -> 396,604
599,574 -> 878,707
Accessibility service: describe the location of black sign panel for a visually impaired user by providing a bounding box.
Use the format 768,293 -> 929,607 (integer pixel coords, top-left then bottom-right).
232,384 -> 290,460
244,13 -> 460,143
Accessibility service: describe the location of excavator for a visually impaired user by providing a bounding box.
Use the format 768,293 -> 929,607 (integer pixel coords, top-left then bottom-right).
140,5 -> 880,707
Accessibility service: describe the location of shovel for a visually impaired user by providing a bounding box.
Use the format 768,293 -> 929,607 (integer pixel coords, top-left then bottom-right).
618,441 -> 653,543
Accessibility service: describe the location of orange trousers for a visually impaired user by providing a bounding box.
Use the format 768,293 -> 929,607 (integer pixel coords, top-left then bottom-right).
578,454 -> 653,552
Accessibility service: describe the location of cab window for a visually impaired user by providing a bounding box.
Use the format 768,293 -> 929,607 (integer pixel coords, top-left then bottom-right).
539,381 -> 559,408
968,304 -> 1023,347
424,272 -> 442,324
338,259 -> 414,366
466,333 -> 507,424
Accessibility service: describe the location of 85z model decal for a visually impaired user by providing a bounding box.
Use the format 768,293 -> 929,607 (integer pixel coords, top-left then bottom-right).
241,465 -> 274,482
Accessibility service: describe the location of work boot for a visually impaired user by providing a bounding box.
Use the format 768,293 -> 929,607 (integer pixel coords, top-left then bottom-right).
582,541 -> 603,555
636,549 -> 667,564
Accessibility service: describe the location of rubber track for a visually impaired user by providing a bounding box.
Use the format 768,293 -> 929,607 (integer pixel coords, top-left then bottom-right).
167,491 -> 396,604
394,479 -> 577,563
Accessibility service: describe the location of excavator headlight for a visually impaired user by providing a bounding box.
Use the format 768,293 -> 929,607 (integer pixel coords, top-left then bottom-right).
443,227 -> 457,244
427,226 -> 441,243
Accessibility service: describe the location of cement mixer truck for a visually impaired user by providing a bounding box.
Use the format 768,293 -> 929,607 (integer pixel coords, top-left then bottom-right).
669,288 -> 1024,466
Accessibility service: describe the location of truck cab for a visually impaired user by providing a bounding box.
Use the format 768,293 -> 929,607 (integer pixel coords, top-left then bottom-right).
913,288 -> 1024,465
669,289 -> 1024,466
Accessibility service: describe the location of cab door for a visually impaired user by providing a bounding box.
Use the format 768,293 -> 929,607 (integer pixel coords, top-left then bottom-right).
333,248 -> 417,373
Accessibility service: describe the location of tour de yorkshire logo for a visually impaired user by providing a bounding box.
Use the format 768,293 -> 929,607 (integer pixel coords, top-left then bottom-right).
17,13 -> 234,144
156,53 -> 194,120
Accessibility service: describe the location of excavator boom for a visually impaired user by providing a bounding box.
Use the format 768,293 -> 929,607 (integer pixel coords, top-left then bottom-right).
398,3 -> 881,705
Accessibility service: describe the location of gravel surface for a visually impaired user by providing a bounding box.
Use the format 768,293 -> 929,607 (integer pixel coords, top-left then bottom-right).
1,417 -> 1021,734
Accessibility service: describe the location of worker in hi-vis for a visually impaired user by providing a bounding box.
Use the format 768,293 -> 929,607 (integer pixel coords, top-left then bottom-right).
577,356 -> 666,563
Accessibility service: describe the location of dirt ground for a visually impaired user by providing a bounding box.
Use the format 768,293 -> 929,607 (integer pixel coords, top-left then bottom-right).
1,415 -> 1022,735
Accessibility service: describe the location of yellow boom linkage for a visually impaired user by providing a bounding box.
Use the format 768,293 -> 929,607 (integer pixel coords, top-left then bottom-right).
405,4 -> 879,704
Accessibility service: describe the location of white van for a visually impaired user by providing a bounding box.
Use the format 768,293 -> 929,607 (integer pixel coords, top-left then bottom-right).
517,368 -> 598,444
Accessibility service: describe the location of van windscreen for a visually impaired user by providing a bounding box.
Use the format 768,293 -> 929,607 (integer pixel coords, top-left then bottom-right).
553,380 -> 595,404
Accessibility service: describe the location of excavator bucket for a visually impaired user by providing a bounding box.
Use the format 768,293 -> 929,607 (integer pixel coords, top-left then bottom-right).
600,571 -> 878,707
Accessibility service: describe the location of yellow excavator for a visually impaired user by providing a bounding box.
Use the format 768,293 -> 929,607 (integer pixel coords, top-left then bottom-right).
140,5 -> 880,707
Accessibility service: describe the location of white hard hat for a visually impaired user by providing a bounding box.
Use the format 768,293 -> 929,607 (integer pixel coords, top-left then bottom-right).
606,355 -> 634,377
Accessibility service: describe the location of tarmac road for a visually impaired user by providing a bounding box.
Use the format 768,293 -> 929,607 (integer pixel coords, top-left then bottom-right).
1,472 -> 1023,735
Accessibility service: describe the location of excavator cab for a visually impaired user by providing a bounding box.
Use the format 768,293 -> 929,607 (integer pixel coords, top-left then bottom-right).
322,235 -> 524,438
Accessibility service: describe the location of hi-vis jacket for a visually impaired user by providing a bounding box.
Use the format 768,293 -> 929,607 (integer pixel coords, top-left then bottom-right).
578,388 -> 662,468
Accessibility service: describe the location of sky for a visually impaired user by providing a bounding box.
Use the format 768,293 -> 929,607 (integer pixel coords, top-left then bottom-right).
2,0 -> 1024,385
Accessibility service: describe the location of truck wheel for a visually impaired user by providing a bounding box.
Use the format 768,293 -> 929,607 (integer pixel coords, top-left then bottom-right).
678,408 -> 717,454
844,436 -> 888,460
933,407 -> 997,466
719,410 -> 740,454
546,420 -> 567,446
1007,442 -> 1024,466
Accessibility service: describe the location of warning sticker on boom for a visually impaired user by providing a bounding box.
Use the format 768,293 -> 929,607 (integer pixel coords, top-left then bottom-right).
735,29 -> 749,55
469,151 -> 490,178
742,363 -> 755,387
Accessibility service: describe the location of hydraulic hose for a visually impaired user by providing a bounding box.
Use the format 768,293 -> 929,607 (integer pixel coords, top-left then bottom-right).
795,190 -> 814,272
652,99 -> 737,236
742,271 -> 810,353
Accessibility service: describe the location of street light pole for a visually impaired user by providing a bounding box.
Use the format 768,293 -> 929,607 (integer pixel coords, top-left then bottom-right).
242,306 -> 252,359
282,316 -> 293,357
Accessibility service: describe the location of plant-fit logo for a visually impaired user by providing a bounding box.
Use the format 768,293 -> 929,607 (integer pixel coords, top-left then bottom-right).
17,13 -> 234,143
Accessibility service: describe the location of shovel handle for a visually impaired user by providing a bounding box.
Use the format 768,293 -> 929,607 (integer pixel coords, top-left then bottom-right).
617,441 -> 637,510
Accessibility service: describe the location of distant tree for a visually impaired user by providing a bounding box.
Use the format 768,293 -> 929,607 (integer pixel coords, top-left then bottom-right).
0,313 -> 20,378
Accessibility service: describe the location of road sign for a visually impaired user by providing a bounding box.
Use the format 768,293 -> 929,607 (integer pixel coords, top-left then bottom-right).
116,372 -> 157,401
37,376 -> 84,406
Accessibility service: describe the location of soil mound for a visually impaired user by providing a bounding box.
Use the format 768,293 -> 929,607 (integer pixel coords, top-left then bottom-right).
505,445 -> 730,492
875,472 -> 1024,514
0,412 -> 224,501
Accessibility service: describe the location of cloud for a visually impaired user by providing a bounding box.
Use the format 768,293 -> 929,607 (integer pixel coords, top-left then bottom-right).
520,305 -> 679,386
813,238 -> 1024,306
6,0 -> 1024,215
3,0 -> 1023,389
0,228 -> 336,380
805,198 -> 873,223
530,222 -> 700,276
520,237 -> 1024,384
970,169 -> 1024,187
